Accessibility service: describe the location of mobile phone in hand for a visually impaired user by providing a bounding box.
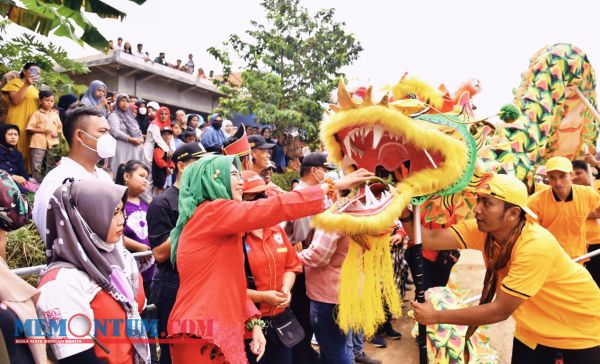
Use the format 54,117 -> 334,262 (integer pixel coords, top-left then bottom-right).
29,66 -> 40,77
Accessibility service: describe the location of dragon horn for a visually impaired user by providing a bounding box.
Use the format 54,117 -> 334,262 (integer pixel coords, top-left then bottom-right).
338,79 -> 357,110
362,86 -> 374,106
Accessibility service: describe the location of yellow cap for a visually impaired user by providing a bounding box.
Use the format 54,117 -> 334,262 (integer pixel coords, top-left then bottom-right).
475,174 -> 538,219
545,156 -> 573,173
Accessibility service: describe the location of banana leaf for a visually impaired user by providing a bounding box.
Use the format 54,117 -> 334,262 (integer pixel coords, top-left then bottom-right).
1,0 -> 147,51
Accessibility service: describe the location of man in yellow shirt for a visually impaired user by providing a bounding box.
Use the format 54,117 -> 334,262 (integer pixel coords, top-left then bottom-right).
570,159 -> 600,287
526,156 -> 600,261
402,174 -> 600,363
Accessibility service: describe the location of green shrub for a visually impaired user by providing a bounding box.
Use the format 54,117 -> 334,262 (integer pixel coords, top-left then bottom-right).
271,170 -> 300,191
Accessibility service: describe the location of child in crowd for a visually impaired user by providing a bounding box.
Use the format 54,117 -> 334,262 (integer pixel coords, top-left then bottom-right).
26,89 -> 62,182
115,160 -> 155,282
115,159 -> 158,363
0,124 -> 32,193
152,126 -> 175,195
182,130 -> 197,144
171,121 -> 184,149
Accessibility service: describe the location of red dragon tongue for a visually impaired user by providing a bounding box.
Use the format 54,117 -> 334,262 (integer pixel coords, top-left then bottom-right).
379,143 -> 408,171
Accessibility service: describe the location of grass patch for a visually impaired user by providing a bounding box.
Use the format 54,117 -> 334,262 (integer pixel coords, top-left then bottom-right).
6,223 -> 45,285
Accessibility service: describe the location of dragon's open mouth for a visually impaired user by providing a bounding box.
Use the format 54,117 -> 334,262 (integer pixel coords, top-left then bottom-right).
338,125 -> 445,182
334,123 -> 447,215
311,80 -> 472,235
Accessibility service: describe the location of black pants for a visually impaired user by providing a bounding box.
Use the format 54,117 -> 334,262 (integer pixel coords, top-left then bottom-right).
245,318 -> 292,364
585,244 -> 600,288
290,272 -> 319,364
511,338 -> 600,363
406,246 -> 452,290
143,279 -> 159,364
375,306 -> 393,335
150,269 -> 180,364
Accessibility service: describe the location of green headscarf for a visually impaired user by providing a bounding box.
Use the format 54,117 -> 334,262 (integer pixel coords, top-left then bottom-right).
170,154 -> 241,265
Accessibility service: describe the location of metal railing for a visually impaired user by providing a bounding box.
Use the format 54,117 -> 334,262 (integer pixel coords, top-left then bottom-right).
11,251 -> 154,277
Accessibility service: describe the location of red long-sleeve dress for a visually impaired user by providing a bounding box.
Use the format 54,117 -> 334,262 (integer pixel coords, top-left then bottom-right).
168,185 -> 325,363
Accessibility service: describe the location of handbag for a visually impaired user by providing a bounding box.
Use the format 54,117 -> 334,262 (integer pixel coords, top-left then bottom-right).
242,236 -> 305,348
270,309 -> 305,347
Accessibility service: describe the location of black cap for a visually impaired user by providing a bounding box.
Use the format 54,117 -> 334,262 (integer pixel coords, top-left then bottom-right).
248,135 -> 275,149
172,142 -> 210,162
301,152 -> 336,170
135,99 -> 146,107
160,126 -> 173,134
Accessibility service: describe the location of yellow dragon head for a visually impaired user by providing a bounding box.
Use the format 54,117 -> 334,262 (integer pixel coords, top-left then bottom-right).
312,79 -> 479,235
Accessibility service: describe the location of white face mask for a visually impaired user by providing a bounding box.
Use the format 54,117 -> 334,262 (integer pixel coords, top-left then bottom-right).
138,107 -> 147,115
313,168 -> 326,183
324,170 -> 340,180
79,130 -> 117,158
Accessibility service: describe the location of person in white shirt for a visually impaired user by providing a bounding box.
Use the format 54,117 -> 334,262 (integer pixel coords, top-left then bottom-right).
185,54 -> 194,74
135,43 -> 151,62
33,106 -> 115,242
116,37 -> 124,51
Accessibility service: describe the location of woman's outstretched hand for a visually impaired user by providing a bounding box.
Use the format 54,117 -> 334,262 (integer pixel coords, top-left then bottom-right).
333,168 -> 374,191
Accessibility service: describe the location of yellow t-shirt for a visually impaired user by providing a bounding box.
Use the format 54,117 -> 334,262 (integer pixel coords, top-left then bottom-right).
527,184 -> 600,259
534,183 -> 550,193
585,180 -> 600,244
450,219 -> 600,350
1,78 -> 39,167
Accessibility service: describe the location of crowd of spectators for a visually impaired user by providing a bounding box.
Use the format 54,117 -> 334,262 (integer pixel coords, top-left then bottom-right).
108,37 -> 209,78
0,61 -> 394,364
2,57 -> 600,364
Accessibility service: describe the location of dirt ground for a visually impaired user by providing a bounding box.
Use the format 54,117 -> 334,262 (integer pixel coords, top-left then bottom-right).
340,250 -> 515,363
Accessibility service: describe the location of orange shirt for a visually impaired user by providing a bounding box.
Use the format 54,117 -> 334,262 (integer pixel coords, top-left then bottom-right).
169,186 -> 325,362
245,225 -> 302,317
450,219 -> 600,350
585,180 -> 600,244
26,108 -> 62,149
527,184 -> 600,259
90,283 -> 146,363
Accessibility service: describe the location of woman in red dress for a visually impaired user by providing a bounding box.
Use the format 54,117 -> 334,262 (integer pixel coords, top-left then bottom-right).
168,155 -> 371,363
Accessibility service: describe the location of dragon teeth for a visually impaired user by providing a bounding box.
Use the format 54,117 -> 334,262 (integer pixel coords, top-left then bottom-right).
372,125 -> 384,149
365,185 -> 378,206
423,149 -> 438,168
363,127 -> 371,142
344,136 -> 352,158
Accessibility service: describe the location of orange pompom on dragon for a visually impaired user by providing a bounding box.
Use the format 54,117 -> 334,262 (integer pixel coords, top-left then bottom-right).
312,43 -> 598,363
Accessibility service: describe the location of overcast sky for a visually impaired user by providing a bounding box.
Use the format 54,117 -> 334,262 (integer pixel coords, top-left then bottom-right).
7,0 -> 600,117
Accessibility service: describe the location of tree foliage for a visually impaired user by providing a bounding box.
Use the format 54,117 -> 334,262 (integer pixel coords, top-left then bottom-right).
208,0 -> 362,143
0,20 -> 89,95
0,0 -> 146,51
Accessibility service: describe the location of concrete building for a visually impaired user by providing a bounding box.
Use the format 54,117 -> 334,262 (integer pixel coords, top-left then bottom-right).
67,50 -> 223,116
